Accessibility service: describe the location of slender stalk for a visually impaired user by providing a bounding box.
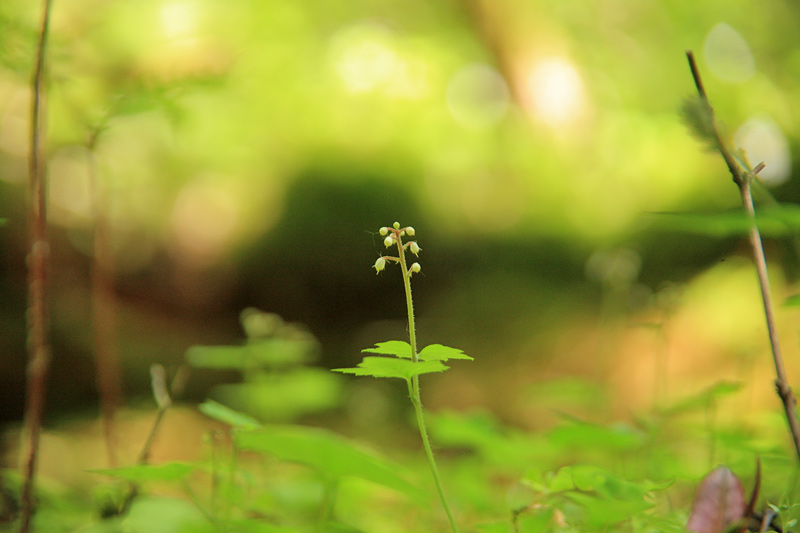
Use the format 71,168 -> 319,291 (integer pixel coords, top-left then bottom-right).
394,230 -> 459,533
685,51 -> 800,462
20,1 -> 54,531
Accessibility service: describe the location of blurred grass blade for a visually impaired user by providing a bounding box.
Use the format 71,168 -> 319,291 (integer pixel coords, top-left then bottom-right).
197,399 -> 261,429
90,462 -> 201,482
645,204 -> 800,237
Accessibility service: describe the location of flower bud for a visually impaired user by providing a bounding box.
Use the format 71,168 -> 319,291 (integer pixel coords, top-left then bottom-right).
379,227 -> 389,236
393,222 -> 400,229
405,227 -> 415,236
410,262 -> 421,273
409,241 -> 421,256
373,257 -> 386,273
383,235 -> 394,248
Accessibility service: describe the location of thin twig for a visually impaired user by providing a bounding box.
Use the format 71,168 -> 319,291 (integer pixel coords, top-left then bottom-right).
19,1 -> 54,531
685,50 -> 800,463
117,365 -> 189,515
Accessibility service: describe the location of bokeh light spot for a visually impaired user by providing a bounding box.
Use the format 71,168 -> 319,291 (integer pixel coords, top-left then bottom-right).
330,22 -> 430,99
703,23 -> 755,83
525,57 -> 586,126
735,115 -> 791,185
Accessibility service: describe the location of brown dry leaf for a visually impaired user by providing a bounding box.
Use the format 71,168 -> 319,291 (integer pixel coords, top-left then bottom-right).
686,466 -> 746,533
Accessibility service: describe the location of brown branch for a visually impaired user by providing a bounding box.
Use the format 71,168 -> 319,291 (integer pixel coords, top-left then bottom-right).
19,0 -> 54,531
685,51 -> 800,463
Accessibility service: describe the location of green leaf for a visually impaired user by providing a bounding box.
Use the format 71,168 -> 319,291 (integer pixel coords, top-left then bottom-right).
362,340 -> 413,359
332,356 -> 448,380
89,462 -> 201,482
212,367 -> 342,421
418,344 -> 473,362
186,338 -> 316,370
785,293 -> 800,307
197,399 -> 262,429
235,425 -> 421,499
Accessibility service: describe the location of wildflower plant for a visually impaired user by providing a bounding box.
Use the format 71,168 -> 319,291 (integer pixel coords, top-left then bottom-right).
334,222 -> 473,533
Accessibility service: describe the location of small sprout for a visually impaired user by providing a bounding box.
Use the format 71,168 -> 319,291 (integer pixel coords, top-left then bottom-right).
410,262 -> 421,274
409,241 -> 421,256
406,227 -> 415,236
393,221 -> 400,229
384,235 -> 394,248
379,227 -> 389,236
373,257 -> 386,273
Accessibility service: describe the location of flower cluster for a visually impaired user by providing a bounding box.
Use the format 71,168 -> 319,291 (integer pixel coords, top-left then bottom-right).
373,222 -> 421,277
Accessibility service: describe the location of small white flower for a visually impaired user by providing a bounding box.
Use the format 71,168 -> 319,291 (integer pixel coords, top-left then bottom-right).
383,235 -> 394,248
373,257 -> 386,273
410,262 -> 421,273
405,227 -> 415,236
379,227 -> 389,236
409,241 -> 421,256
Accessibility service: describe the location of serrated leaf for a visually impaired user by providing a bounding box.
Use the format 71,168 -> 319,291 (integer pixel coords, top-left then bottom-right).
235,425 -> 421,499
89,462 -> 200,482
418,344 -> 473,362
362,340 -> 413,359
333,356 -> 448,380
686,466 -> 745,533
197,399 -> 262,429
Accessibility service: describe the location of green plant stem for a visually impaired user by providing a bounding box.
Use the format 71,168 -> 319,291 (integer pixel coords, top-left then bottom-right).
686,51 -> 800,463
396,232 -> 459,533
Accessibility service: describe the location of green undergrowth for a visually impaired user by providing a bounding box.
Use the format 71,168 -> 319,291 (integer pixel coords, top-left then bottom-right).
4,307 -> 800,532
4,375 -> 798,532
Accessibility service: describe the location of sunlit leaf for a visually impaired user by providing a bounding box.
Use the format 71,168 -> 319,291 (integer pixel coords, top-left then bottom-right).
89,462 -> 201,483
418,344 -> 473,361
197,399 -> 262,429
235,425 -> 421,499
362,340 -> 413,359
686,466 -> 746,533
333,356 -> 448,380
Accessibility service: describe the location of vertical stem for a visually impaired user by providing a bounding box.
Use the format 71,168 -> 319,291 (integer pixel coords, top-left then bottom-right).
739,180 -> 800,460
685,51 -> 800,462
20,1 -> 54,531
395,229 -> 459,533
